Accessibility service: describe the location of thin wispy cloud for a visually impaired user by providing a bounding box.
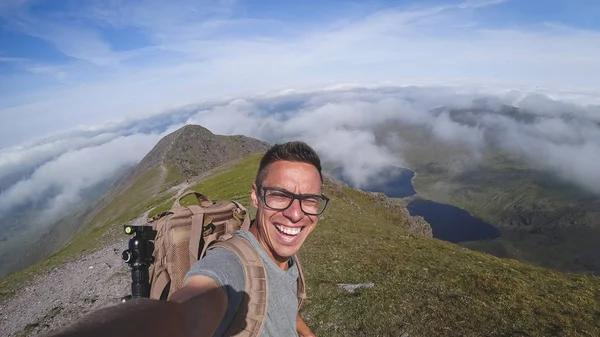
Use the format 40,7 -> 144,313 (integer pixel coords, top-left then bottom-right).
2,0 -> 600,147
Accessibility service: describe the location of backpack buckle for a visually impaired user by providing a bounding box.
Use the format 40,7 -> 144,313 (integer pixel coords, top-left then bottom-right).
203,222 -> 216,236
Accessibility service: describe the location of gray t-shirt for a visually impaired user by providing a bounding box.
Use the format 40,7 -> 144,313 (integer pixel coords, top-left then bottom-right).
184,230 -> 300,337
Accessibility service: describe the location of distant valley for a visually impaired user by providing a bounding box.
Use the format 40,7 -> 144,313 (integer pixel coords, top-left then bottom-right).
372,104 -> 600,275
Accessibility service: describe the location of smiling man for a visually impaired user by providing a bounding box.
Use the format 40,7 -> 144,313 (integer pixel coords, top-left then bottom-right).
180,141 -> 328,336
47,141 -> 328,337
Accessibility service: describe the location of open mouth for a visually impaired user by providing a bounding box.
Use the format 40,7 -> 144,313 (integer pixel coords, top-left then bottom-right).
275,223 -> 303,237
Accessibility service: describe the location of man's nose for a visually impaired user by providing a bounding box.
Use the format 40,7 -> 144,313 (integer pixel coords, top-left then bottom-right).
282,198 -> 304,222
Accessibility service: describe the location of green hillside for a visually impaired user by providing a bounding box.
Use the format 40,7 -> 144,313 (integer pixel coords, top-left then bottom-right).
3,153 -> 600,337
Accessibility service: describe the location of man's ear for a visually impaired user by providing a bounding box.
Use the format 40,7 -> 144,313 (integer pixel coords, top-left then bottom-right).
251,183 -> 259,209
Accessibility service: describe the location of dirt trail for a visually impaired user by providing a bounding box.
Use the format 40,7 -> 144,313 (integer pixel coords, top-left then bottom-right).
167,180 -> 191,198
0,211 -> 151,337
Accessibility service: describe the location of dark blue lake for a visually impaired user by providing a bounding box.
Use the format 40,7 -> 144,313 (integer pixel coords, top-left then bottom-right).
406,199 -> 500,243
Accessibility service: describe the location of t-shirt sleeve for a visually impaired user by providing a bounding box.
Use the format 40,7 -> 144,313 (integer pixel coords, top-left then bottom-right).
184,247 -> 246,335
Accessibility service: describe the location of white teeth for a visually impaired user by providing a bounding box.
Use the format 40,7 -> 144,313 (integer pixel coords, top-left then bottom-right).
275,224 -> 301,236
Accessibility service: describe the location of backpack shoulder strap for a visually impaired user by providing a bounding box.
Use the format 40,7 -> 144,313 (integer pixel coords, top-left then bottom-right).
294,254 -> 307,309
210,236 -> 268,337
186,205 -> 207,265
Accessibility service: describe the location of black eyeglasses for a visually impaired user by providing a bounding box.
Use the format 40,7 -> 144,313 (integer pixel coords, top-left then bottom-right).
257,185 -> 329,216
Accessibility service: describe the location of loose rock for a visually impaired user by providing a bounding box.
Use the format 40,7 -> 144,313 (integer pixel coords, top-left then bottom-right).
337,283 -> 375,293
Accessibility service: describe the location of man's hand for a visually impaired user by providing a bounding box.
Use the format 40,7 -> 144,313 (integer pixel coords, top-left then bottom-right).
170,275 -> 228,336
297,312 -> 317,337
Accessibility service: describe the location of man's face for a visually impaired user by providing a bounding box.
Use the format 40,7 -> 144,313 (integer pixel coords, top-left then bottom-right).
251,160 -> 322,264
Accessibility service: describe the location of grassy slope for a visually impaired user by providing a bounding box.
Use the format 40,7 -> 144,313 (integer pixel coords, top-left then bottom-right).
301,188 -> 599,336
142,154 -> 600,336
0,164 -> 183,302
149,155 -> 260,219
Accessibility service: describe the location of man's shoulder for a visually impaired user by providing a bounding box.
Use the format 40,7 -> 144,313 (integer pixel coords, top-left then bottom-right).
186,231 -> 256,274
231,229 -> 254,243
185,244 -> 246,288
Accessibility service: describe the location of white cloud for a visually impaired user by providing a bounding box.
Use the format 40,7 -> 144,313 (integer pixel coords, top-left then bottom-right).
2,85 -> 600,234
182,86 -> 600,194
0,132 -> 162,220
0,106 -> 195,223
0,132 -> 119,188
431,111 -> 486,148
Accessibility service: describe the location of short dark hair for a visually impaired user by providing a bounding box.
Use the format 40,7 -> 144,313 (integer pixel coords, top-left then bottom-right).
255,141 -> 323,185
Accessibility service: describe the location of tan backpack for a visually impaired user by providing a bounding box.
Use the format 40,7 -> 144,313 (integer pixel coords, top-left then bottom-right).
148,190 -> 307,336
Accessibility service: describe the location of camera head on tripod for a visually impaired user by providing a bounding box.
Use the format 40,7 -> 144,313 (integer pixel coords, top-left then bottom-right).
122,224 -> 157,299
122,224 -> 156,265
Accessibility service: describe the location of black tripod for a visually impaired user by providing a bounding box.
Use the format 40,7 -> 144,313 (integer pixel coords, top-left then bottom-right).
121,224 -> 156,299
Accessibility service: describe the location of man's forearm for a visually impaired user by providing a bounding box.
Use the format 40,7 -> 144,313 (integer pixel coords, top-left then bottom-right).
45,279 -> 227,337
297,312 -> 316,337
45,298 -> 188,337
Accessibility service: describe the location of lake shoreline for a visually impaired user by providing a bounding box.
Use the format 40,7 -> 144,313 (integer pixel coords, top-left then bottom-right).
343,165 -> 500,244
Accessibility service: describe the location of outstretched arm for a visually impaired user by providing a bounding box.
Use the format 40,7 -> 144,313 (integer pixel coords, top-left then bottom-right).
45,275 -> 226,337
297,312 -> 316,337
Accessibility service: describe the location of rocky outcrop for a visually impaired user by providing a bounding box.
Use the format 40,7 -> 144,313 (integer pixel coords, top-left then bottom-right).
125,124 -> 270,186
362,190 -> 433,238
400,207 -> 433,238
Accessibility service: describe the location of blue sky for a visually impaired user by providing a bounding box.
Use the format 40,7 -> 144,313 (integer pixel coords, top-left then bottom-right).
1,0 -> 600,147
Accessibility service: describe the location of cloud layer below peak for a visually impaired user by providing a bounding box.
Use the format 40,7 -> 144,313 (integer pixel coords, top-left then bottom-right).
1,85 -> 600,235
